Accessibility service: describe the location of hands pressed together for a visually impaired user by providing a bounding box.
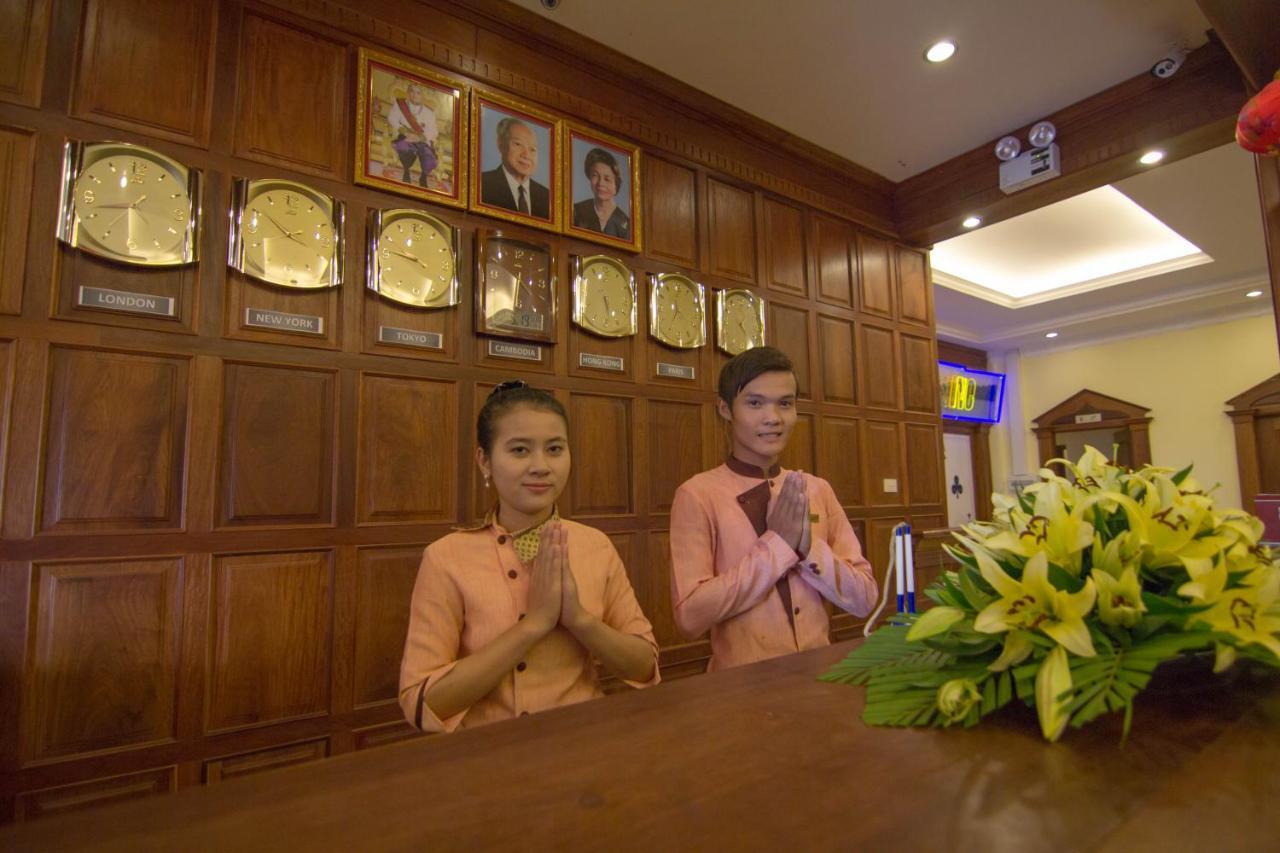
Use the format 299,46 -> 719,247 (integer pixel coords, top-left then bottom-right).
525,522 -> 592,636
766,471 -> 811,557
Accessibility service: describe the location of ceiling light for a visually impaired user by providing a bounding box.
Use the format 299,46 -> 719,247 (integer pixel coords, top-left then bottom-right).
962,215 -> 982,229
1028,121 -> 1057,149
1247,289 -> 1265,298
925,40 -> 956,63
1139,150 -> 1165,165
1044,331 -> 1059,339
994,135 -> 1022,161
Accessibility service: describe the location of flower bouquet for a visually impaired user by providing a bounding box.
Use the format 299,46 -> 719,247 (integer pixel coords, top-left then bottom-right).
821,447 -> 1280,741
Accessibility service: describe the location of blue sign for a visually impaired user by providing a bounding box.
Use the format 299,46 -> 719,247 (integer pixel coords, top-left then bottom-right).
939,362 -> 1005,423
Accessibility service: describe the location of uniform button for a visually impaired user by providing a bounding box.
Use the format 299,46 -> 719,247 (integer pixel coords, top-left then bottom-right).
793,607 -> 801,615
518,612 -> 526,620
516,661 -> 527,672
809,563 -> 820,574
497,535 -> 508,544
508,570 -> 518,579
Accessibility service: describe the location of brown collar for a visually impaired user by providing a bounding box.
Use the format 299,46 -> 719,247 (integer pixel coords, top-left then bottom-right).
725,455 -> 781,479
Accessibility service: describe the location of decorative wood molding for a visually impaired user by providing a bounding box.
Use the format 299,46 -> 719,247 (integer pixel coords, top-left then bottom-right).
894,41 -> 1246,247
1031,389 -> 1151,429
1197,0 -> 1280,92
258,0 -> 897,235
1227,372 -> 1280,411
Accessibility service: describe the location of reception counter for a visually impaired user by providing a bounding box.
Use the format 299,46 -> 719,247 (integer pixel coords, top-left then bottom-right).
3,639 -> 1279,852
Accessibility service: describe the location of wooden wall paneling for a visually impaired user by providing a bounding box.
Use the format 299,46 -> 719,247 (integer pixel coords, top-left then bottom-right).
1,340 -> 47,541
645,312 -> 710,391
706,178 -> 757,283
642,530 -> 682,649
224,272 -> 342,350
356,373 -> 456,525
857,233 -> 894,319
858,323 -> 900,411
0,340 -> 12,526
13,765 -> 176,822
203,737 -> 329,784
206,550 -> 333,733
566,253 -> 640,383
862,420 -> 904,508
810,213 -> 854,308
645,399 -> 704,516
72,0 -> 217,144
352,545 -> 423,709
352,719 -> 422,751
864,517 -> 900,588
819,415 -> 862,509
643,155 -> 698,269
767,300 -> 813,399
900,331 -> 939,415
779,412 -> 815,473
762,197 -> 807,297
904,423 -> 943,506
39,347 -> 189,534
0,126 -> 35,316
566,392 -> 633,517
233,12 -> 347,177
936,340 -> 988,370
908,515 -> 948,601
217,362 -> 337,528
896,246 -> 932,327
52,247 -> 199,334
816,313 -> 856,405
22,557 -> 182,762
0,0 -> 52,107
363,292 -> 461,362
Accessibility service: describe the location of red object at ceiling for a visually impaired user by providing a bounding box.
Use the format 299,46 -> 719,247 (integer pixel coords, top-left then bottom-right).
1237,73 -> 1280,156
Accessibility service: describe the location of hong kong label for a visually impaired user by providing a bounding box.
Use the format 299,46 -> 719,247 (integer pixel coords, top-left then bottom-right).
578,352 -> 624,372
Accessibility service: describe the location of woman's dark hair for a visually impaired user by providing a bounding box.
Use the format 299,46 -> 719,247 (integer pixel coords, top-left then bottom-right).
476,380 -> 569,453
583,147 -> 622,190
717,346 -> 795,407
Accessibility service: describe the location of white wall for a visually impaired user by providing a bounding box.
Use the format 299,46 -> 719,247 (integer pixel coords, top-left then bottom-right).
988,313 -> 1279,510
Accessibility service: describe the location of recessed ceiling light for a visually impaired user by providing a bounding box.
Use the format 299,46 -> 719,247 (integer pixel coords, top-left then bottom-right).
1044,331 -> 1059,339
925,40 -> 956,63
962,215 -> 982,229
1139,150 -> 1165,165
1247,289 -> 1265,298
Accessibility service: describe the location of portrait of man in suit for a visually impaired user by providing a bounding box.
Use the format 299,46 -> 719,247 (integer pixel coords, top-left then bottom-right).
480,116 -> 552,219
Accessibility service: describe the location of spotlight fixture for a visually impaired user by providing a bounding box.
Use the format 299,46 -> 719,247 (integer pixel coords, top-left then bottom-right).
1247,289 -> 1264,298
994,135 -> 1022,161
962,215 -> 982,229
1139,150 -> 1165,165
1028,121 -> 1057,149
925,40 -> 956,63
1044,331 -> 1059,339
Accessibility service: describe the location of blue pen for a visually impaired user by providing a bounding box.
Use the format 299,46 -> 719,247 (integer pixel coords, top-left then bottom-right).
904,524 -> 916,613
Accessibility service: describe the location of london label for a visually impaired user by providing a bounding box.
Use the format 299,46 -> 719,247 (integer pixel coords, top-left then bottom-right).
245,307 -> 324,335
578,352 -> 624,372
77,286 -> 176,318
378,326 -> 443,350
656,361 -> 695,380
487,339 -> 542,362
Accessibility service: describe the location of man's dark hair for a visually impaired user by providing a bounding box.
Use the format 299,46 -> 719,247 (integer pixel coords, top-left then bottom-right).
716,346 -> 795,407
476,380 -> 568,453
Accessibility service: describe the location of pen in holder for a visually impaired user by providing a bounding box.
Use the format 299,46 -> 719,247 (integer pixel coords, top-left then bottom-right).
864,521 -> 917,636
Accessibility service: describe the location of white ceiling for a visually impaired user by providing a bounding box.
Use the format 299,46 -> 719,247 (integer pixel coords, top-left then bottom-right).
511,0 -> 1212,180
510,0 -> 1270,350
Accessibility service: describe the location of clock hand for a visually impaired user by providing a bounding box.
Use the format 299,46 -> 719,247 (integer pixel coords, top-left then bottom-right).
391,249 -> 427,269
263,212 -> 309,247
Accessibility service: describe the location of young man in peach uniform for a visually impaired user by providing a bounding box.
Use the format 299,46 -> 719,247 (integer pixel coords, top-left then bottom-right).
669,347 -> 878,671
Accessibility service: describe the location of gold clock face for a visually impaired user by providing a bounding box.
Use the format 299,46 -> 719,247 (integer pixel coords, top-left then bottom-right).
232,179 -> 343,289
572,255 -> 636,338
370,209 -> 458,308
59,141 -> 199,266
717,289 -> 766,355
477,233 -> 556,343
649,273 -> 705,349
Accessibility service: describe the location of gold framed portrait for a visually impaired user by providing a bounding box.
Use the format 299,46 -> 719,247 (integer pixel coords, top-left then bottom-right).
469,90 -> 562,233
561,123 -> 642,253
355,47 -> 469,209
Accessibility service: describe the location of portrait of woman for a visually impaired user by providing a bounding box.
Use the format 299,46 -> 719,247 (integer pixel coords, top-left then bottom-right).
563,124 -> 642,252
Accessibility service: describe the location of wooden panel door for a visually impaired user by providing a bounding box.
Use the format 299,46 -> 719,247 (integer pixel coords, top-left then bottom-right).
73,0 -> 217,144
356,374 -> 457,525
706,178 -> 756,283
218,362 -> 336,528
40,347 -> 189,534
644,156 -> 698,268
206,550 -> 333,732
234,13 -> 347,177
858,233 -> 894,319
24,558 -> 182,761
762,197 -> 806,297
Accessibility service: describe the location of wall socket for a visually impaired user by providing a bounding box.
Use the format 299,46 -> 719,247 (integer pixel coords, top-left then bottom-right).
883,478 -> 898,493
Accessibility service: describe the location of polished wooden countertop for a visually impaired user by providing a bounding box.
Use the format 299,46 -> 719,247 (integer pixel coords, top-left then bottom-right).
5,639 -> 1279,852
